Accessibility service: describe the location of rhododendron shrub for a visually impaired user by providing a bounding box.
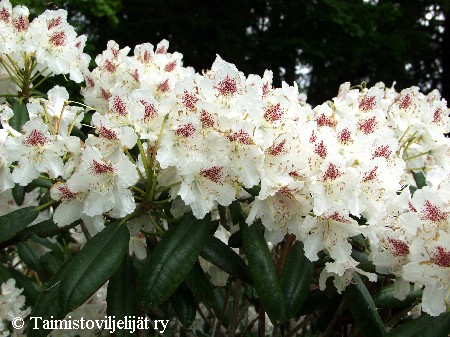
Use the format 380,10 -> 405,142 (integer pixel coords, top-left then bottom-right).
0,1 -> 449,336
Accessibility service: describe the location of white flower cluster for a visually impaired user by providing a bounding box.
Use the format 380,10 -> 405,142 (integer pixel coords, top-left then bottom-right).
0,1 -> 449,317
0,279 -> 30,336
0,0 -> 89,87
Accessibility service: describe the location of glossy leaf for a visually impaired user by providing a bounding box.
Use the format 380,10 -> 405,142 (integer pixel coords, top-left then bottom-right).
170,284 -> 196,327
12,184 -> 25,206
298,289 -> 331,316
0,207 -> 39,244
385,312 -> 450,337
107,255 -> 136,336
9,99 -> 29,132
27,282 -> 64,337
136,212 -> 213,310
185,263 -> 215,306
59,222 -> 129,311
373,284 -> 423,308
17,241 -> 46,278
27,260 -> 73,337
280,241 -> 313,318
201,236 -> 252,284
411,171 -> 426,189
232,201 -> 286,324
344,274 -> 386,337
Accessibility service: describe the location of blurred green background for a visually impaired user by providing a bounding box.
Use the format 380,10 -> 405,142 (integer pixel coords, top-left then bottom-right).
17,0 -> 450,105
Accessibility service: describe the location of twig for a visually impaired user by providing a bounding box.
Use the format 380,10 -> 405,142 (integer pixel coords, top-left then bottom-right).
286,315 -> 316,337
240,315 -> 259,337
229,280 -> 242,337
214,284 -> 231,337
258,306 -> 266,337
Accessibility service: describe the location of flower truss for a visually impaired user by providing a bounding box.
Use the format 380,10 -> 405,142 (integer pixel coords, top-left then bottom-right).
0,1 -> 449,336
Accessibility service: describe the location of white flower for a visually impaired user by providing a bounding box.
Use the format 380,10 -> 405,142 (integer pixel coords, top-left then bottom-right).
67,146 -> 138,218
5,119 -> 66,185
402,230 -> 450,316
0,278 -> 30,335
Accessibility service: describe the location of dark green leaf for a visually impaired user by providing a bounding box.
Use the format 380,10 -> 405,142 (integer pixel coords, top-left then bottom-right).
137,212 -> 213,310
59,222 -> 129,311
12,184 -> 25,206
170,284 -> 196,328
26,177 -> 53,191
298,289 -> 334,316
373,284 -> 423,308
107,255 -> 136,337
0,264 -> 12,284
228,230 -> 242,248
0,207 -> 39,244
27,282 -> 64,337
9,99 -> 29,132
201,236 -> 252,284
385,312 -> 450,337
212,287 -> 232,328
27,260 -> 73,337
14,219 -> 80,243
232,201 -> 286,324
411,171 -> 426,189
344,274 -> 386,337
185,263 -> 215,306
41,253 -> 63,277
280,241 -> 313,318
17,242 -> 46,278
351,249 -> 375,273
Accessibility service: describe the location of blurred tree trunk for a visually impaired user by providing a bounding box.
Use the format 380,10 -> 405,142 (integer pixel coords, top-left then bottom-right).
442,2 -> 450,102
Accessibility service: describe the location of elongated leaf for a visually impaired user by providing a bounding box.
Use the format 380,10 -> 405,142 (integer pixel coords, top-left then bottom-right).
25,177 -> 53,191
201,236 -> 252,284
412,171 -> 426,189
170,284 -> 196,327
297,289 -> 331,316
280,241 -> 313,318
27,282 -> 65,337
14,219 -> 81,243
0,264 -> 12,284
232,201 -> 286,324
373,284 -> 423,309
185,263 -> 215,306
107,255 -> 136,337
9,99 -> 29,132
352,249 -> 375,272
212,287 -> 232,328
385,312 -> 450,337
228,230 -> 242,248
12,184 -> 25,206
17,242 -> 46,278
344,274 -> 386,337
0,207 -> 39,244
137,212 -> 213,310
59,222 -> 129,311
27,259 -> 73,337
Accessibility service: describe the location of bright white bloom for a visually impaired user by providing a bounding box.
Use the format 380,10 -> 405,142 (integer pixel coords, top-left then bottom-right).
67,146 -> 138,218
0,279 -> 30,336
403,230 -> 450,316
5,119 -> 68,185
25,9 -> 90,81
27,86 -> 84,137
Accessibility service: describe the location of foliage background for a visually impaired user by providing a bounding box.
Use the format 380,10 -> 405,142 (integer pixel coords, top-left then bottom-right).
15,0 -> 450,105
